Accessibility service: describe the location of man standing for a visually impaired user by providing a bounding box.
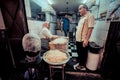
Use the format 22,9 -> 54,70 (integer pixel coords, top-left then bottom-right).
74,4 -> 95,70
61,14 -> 70,36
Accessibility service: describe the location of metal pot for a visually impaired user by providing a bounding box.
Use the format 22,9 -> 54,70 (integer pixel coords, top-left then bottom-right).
43,50 -> 70,65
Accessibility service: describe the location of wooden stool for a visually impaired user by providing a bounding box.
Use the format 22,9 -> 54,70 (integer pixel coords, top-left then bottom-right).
49,64 -> 65,80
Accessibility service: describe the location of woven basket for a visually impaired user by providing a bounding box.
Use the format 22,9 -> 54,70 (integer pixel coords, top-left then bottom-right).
49,37 -> 68,52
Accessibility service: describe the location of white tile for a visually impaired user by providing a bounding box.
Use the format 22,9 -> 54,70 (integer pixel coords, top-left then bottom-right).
72,52 -> 78,57
71,47 -> 74,49
67,49 -> 71,53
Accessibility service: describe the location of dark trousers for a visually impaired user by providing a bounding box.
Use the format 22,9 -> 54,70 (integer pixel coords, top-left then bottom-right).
76,41 -> 88,66
63,29 -> 69,36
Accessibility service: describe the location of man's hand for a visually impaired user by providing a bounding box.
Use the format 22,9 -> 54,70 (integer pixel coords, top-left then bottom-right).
83,39 -> 88,47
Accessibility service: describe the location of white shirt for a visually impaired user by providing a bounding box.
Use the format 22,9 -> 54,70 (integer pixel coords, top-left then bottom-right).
40,27 -> 52,39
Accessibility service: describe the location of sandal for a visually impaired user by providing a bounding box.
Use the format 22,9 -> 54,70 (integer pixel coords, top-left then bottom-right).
76,66 -> 81,70
73,63 -> 79,70
80,66 -> 87,71
76,66 -> 87,71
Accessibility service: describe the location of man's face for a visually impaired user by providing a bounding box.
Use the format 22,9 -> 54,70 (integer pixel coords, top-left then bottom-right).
78,5 -> 86,16
43,22 -> 50,29
65,15 -> 68,18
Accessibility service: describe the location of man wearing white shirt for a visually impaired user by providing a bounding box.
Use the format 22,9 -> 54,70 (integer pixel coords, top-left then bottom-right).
40,21 -> 58,52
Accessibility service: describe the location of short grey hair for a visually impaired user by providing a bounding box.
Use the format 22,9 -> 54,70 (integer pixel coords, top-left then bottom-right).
80,4 -> 89,11
22,33 -> 41,53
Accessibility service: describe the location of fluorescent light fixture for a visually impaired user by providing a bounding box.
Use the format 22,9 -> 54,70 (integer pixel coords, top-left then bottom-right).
47,0 -> 53,5
82,0 -> 87,3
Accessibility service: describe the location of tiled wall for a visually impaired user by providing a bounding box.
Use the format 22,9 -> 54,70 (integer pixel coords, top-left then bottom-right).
27,20 -> 43,36
90,0 -> 112,47
90,21 -> 110,47
27,20 -> 56,37
98,0 -> 110,18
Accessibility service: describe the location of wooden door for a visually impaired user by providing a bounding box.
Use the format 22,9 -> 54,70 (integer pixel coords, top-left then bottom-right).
0,0 -> 28,71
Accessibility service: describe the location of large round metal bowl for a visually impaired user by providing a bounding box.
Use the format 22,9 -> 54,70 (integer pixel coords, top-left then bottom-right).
43,50 -> 70,65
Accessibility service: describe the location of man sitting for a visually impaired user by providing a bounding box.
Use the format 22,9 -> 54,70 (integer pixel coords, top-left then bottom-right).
40,21 -> 58,53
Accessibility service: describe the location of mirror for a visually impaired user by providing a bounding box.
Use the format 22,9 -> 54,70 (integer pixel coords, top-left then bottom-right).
24,0 -> 45,21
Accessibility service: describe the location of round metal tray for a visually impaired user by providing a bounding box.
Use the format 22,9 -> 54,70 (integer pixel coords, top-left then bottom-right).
43,50 -> 70,65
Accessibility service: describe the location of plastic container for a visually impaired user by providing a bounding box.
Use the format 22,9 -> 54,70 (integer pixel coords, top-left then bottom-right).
86,42 -> 102,71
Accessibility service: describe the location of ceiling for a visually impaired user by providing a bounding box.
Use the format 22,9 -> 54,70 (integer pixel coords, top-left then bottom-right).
48,0 -> 83,15
28,0 -> 95,16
